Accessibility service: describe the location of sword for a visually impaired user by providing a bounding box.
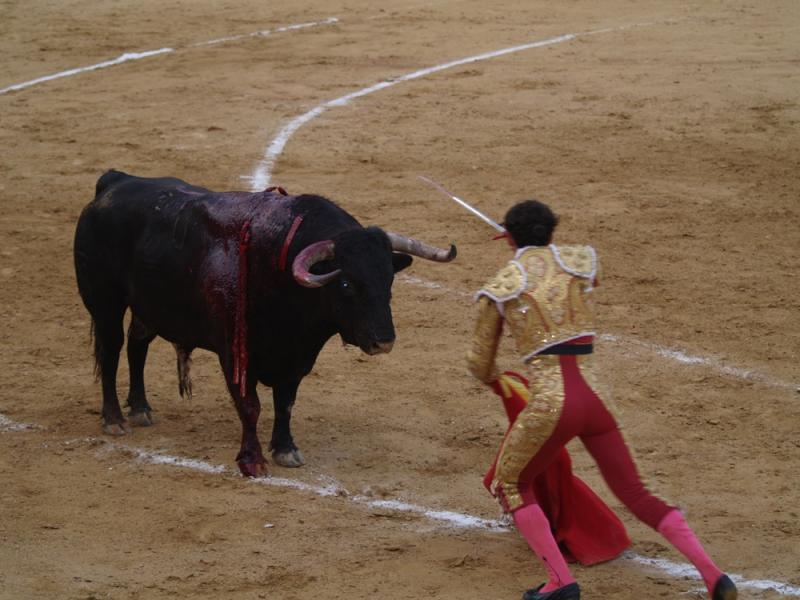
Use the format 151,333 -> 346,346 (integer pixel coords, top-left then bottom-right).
417,175 -> 506,233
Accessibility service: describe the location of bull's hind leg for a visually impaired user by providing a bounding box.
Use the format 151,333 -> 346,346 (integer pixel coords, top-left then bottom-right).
92,307 -> 130,436
270,380 -> 305,468
126,316 -> 157,427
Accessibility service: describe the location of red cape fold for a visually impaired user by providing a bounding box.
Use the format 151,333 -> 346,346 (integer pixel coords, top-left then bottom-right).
485,372 -> 630,565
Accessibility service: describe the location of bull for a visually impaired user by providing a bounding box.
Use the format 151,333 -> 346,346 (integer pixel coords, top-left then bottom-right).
74,170 -> 456,476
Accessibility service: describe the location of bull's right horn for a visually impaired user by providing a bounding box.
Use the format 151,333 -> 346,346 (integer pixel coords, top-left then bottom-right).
386,232 -> 457,262
292,240 -> 341,288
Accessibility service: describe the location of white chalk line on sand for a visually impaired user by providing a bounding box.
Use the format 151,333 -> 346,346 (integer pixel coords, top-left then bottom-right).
0,17 -> 339,96
626,553 -> 800,596
5,424 -> 800,594
600,333 -> 797,392
247,31 -> 574,190
0,413 -> 39,432
90,439 -> 506,531
52,436 -> 799,596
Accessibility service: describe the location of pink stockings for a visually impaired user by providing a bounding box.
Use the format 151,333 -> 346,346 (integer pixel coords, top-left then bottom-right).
513,503 -> 576,592
514,505 -> 725,595
657,509 -> 724,595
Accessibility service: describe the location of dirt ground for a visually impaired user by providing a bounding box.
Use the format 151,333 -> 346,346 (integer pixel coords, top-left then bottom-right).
1,1 -> 798,599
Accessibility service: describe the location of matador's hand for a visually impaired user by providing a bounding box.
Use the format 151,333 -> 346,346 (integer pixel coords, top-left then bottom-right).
490,371 -> 530,423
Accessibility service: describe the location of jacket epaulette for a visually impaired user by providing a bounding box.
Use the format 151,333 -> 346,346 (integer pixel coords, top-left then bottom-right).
550,245 -> 597,280
476,261 -> 526,303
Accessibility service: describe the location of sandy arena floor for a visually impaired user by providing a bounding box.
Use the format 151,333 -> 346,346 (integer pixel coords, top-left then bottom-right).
1,1 -> 798,599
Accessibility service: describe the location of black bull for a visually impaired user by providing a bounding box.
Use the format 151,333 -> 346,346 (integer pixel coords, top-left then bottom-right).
74,170 -> 456,476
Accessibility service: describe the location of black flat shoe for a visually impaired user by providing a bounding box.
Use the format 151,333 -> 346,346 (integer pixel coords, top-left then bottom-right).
522,582 -> 580,600
712,574 -> 737,600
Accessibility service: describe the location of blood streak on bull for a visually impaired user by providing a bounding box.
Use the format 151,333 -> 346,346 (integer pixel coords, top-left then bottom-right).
74,170 -> 456,477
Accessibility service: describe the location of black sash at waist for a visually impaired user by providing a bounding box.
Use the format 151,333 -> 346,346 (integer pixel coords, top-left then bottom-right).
539,342 -> 594,355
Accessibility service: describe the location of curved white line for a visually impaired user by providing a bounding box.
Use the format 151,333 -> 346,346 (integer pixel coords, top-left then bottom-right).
247,32 -> 576,190
247,20 -> 684,189
0,18 -> 339,96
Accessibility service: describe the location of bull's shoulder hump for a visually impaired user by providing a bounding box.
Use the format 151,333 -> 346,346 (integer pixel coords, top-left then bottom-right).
476,260 -> 526,303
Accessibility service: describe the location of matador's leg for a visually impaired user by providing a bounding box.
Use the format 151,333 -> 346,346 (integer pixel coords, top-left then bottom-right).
492,355 -> 565,513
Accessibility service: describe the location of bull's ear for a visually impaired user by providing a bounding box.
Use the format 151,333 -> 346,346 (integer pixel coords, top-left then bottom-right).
392,253 -> 413,273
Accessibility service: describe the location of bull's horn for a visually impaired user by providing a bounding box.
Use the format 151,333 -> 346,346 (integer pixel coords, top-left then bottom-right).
292,240 -> 341,288
386,232 -> 457,262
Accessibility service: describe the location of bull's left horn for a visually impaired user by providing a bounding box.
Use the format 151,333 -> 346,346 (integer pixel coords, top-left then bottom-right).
386,232 -> 457,262
292,240 -> 341,288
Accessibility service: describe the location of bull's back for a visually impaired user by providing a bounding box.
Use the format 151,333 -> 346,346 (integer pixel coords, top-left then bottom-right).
75,171 -> 213,325
78,170 -> 206,249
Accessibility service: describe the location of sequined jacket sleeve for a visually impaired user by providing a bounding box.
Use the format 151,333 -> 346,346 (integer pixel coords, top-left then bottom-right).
467,261 -> 526,383
466,296 -> 503,384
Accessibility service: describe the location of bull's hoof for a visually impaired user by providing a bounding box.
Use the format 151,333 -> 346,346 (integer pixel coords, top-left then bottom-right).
128,410 -> 155,427
238,460 -> 268,478
272,448 -> 305,468
102,421 -> 132,436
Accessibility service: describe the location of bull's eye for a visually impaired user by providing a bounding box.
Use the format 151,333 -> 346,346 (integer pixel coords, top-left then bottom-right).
339,278 -> 354,295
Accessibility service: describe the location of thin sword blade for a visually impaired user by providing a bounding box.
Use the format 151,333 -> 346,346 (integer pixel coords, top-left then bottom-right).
417,175 -> 506,233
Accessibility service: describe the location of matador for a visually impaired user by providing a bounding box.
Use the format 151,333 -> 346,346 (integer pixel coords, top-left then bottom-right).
467,200 -> 736,600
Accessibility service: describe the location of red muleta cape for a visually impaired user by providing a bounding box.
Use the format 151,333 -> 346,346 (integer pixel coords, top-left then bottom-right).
484,372 -> 630,565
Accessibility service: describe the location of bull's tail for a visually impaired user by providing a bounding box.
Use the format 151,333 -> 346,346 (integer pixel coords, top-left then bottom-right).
174,344 -> 193,400
89,319 -> 101,382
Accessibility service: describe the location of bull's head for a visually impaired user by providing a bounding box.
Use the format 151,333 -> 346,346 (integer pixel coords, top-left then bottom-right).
292,227 -> 456,355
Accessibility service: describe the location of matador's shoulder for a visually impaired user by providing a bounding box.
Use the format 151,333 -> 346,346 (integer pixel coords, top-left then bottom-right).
550,244 -> 597,279
476,260 -> 526,303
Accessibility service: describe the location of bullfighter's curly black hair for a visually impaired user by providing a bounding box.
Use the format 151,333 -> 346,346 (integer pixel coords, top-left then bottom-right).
503,200 -> 558,247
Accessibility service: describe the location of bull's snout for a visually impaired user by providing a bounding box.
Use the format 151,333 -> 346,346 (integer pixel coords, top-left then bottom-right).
365,340 -> 394,355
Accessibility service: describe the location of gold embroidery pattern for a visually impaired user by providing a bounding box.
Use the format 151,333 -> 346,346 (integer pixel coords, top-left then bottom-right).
480,262 -> 525,301
504,247 -> 597,360
466,297 -> 502,383
493,354 -> 564,512
555,245 -> 595,277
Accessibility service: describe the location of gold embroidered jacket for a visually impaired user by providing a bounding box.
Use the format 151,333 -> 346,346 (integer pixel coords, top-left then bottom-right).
467,244 -> 599,383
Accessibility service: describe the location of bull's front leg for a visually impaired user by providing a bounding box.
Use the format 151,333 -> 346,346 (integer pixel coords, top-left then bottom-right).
221,360 -> 268,478
270,380 -> 305,468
